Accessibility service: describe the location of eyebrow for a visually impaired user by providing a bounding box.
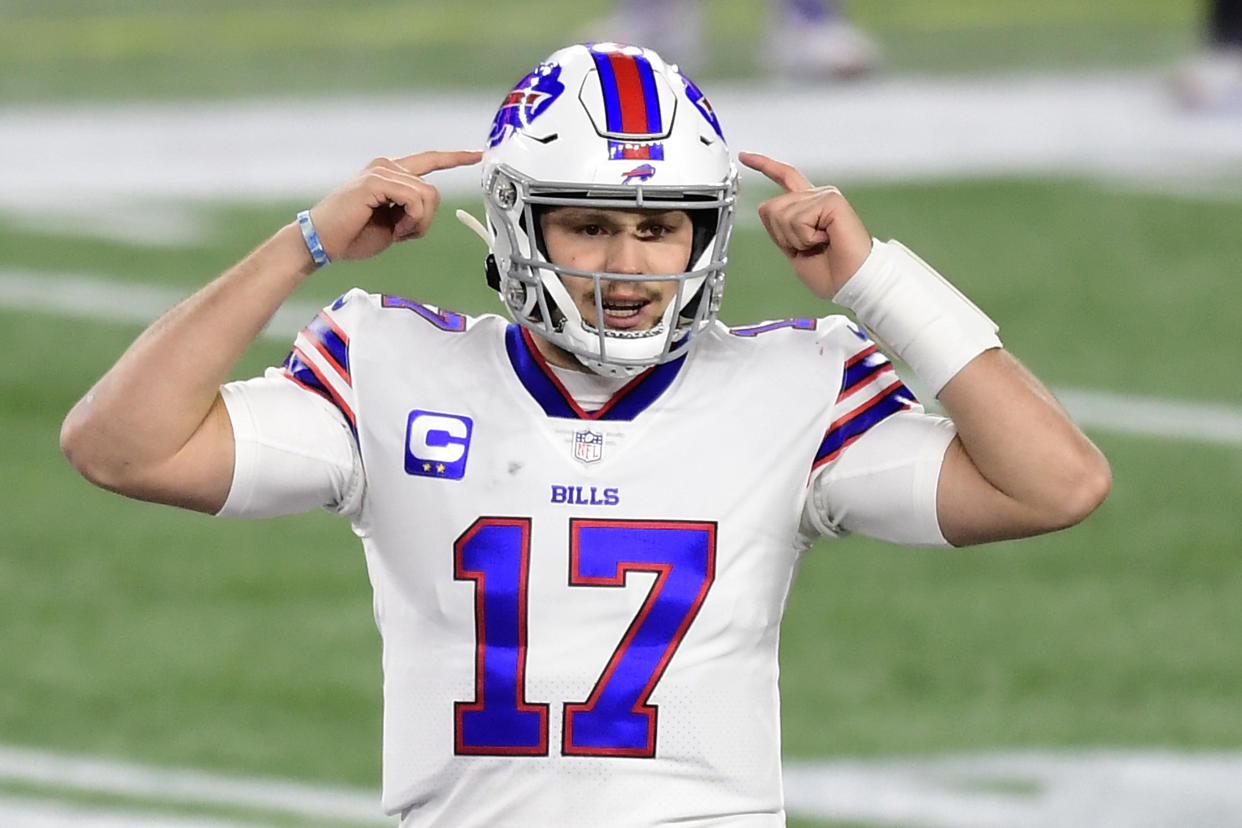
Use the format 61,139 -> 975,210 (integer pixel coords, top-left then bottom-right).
546,208 -> 686,224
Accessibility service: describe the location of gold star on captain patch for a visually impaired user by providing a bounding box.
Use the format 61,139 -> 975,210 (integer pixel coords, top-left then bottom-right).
436,463 -> 446,474
423,462 -> 432,472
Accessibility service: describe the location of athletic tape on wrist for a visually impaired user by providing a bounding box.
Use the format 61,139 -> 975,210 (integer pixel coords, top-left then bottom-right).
833,239 -> 1001,396
296,210 -> 331,269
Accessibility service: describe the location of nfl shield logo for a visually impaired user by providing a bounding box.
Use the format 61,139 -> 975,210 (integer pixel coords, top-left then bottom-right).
573,429 -> 604,464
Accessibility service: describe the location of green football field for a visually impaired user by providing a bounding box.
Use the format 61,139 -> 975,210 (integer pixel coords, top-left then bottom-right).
2,2 -> 1241,826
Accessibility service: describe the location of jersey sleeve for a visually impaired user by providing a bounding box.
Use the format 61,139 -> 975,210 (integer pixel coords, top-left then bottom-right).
215,290 -> 371,520
803,322 -> 956,547
278,290 -> 362,437
803,411 -> 955,547
217,368 -> 363,519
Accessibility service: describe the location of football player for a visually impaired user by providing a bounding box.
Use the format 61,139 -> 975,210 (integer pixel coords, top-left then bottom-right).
1174,0 -> 1242,110
62,43 -> 1109,826
580,0 -> 880,78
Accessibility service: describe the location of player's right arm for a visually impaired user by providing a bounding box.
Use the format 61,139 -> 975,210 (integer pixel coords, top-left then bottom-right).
743,151 -> 1110,546
60,151 -> 481,514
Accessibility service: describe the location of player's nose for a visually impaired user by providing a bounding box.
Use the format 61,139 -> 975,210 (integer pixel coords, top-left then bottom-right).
604,233 -> 645,275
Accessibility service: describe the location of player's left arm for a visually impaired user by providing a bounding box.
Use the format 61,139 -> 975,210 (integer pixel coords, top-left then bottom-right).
932,350 -> 1110,545
741,152 -> 1111,546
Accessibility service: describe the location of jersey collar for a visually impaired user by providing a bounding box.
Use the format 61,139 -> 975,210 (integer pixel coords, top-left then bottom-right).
504,325 -> 685,420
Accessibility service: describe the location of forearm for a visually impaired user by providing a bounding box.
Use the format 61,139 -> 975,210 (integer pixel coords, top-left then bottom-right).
833,240 -> 1110,544
61,222 -> 316,488
935,349 -> 1112,543
62,150 -> 481,510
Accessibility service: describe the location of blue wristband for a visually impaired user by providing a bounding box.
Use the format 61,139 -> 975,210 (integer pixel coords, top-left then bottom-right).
296,209 -> 331,269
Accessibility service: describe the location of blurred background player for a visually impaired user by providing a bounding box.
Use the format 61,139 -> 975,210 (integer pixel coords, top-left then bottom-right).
582,0 -> 879,77
1174,0 -> 1242,109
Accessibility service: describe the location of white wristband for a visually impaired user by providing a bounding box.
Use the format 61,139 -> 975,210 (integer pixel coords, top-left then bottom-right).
833,239 -> 1001,396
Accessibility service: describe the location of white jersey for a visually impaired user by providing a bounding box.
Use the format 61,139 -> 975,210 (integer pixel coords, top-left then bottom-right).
219,289 -> 955,826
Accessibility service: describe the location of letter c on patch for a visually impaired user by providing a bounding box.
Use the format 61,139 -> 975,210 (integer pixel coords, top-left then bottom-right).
405,410 -> 473,479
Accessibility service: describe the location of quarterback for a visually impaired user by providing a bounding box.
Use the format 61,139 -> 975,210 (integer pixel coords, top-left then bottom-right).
61,43 -> 1110,826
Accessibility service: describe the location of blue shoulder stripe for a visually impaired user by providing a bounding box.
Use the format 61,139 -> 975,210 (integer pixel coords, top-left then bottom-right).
303,313 -> 350,379
281,350 -> 358,437
814,383 -> 916,467
838,346 -> 889,399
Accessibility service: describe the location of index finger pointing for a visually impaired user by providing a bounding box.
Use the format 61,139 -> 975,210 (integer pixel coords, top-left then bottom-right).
738,151 -> 814,193
394,149 -> 484,177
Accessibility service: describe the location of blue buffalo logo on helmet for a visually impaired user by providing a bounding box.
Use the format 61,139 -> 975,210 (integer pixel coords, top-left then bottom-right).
621,163 -> 657,184
487,62 -> 566,148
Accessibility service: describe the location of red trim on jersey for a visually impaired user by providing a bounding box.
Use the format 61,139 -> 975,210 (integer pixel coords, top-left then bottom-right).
562,518 -> 716,758
291,344 -> 357,427
519,327 -> 655,420
842,343 -> 878,370
453,517 -> 550,756
279,367 -> 333,405
827,378 -> 908,434
838,352 -> 892,401
319,309 -> 351,346
304,313 -> 352,388
813,428 -> 866,469
812,378 -> 914,470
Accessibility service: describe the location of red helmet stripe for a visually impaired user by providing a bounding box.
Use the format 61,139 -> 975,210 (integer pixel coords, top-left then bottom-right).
592,48 -> 663,136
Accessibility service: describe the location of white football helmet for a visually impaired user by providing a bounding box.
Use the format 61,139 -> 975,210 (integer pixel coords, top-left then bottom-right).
479,42 -> 737,376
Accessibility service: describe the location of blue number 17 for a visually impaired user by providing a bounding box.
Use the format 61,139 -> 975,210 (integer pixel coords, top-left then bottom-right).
453,517 -> 717,758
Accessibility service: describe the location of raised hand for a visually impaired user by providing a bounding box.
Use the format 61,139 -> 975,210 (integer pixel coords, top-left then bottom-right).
308,150 -> 483,264
739,151 -> 872,300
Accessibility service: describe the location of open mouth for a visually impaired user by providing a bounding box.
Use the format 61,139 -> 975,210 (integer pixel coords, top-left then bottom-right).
599,297 -> 651,330
581,297 -> 665,339
603,297 -> 645,319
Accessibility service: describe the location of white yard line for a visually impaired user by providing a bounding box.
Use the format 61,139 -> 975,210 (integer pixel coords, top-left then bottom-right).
1056,388 -> 1242,445
0,269 -> 321,345
2,71 -> 1239,203
783,751 -> 1242,827
5,744 -> 1242,827
0,744 -> 386,825
1,69 -> 1240,245
4,267 -> 1239,447
0,795 -> 250,828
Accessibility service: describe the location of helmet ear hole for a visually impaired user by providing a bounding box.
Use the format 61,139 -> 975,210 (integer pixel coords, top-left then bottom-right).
521,207 -> 551,261
484,254 -> 502,291
688,208 -> 717,267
